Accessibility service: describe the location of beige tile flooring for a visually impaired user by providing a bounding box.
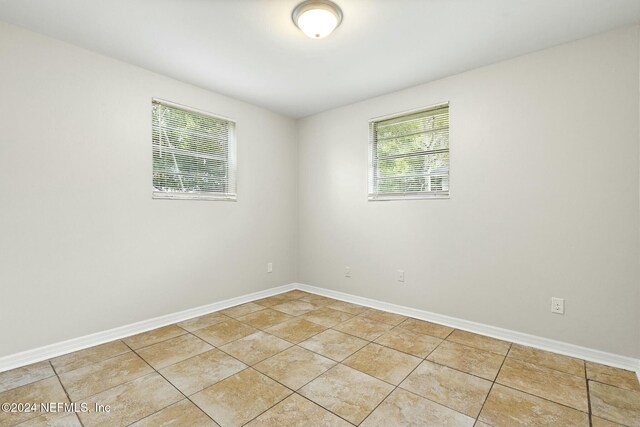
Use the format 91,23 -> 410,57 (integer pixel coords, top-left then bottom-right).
1,290 -> 639,427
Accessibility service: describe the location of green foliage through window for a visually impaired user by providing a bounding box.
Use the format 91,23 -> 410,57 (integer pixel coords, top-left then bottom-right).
369,105 -> 449,199
152,100 -> 236,199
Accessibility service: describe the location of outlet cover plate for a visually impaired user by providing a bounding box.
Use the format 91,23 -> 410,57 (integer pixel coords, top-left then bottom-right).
551,297 -> 564,314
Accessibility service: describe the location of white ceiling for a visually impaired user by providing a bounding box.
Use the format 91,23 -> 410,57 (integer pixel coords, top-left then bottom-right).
1,0 -> 639,118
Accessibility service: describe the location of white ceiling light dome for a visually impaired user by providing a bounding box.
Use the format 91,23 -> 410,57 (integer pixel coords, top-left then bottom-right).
292,0 -> 343,39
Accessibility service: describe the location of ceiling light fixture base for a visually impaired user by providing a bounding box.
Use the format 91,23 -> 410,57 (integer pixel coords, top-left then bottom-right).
292,0 -> 343,39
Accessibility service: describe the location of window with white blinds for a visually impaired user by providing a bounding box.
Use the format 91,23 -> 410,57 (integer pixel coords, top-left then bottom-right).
152,99 -> 236,200
368,103 -> 449,200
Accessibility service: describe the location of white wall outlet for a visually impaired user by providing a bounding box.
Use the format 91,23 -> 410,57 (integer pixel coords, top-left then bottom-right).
551,297 -> 564,314
267,262 -> 273,273
397,269 -> 405,282
345,266 -> 351,278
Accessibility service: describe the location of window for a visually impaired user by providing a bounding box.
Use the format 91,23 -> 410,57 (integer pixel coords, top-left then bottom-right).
152,98 -> 236,200
368,103 -> 449,200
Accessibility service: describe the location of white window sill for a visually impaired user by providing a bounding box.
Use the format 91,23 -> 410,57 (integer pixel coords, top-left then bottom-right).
153,191 -> 237,201
368,192 -> 449,201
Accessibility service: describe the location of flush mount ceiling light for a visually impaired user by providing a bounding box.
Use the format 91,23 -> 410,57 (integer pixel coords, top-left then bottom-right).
292,0 -> 343,39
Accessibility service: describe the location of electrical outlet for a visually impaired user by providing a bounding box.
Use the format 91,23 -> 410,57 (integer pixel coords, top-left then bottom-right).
267,262 -> 273,273
345,267 -> 351,278
397,269 -> 405,282
551,297 -> 564,314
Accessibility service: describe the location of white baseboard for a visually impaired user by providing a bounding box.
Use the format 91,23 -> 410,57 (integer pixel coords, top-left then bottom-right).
0,283 -> 295,373
294,283 -> 640,377
2,281 -> 639,384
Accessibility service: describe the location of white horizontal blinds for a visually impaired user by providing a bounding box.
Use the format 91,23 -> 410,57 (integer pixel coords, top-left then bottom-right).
152,99 -> 236,199
369,104 -> 449,199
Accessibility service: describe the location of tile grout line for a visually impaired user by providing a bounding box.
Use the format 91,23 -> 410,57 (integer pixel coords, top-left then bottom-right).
588,378 -> 640,392
473,342 -> 511,425
371,328 -> 442,358
108,340 -> 193,426
495,382 -> 594,416
292,393 -> 359,427
285,332 -> 365,363
288,315 -> 404,425
133,332 -> 214,368
349,320 -> 450,425
122,340 -> 195,426
389,331 -> 506,384
123,327 -> 191,352
59,350 -> 156,403
118,330 -> 220,376
354,385 -> 396,426
585,361 -> 593,427
495,359 -> 592,396
212,363 -> 296,427
294,360 -> 393,426
204,351 -> 331,427
213,338 -> 294,368
8,350 -> 150,423
139,362 -> 222,427
123,339 -> 229,427
0,370 -> 57,425
357,353 -> 426,425
504,348 -> 588,379
253,345 -> 338,391
236,365 -> 356,427
52,352 -> 162,408
162,357 -> 248,399
493,344 -> 590,417
50,360 -> 86,427
340,346 -> 420,390
268,318 -> 339,346
49,344 -> 131,377
120,398 -> 187,427
387,330 -> 483,423
255,319 -> 331,345
493,347 -> 594,415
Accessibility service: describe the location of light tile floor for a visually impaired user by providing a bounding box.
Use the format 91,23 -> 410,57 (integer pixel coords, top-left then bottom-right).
1,290 -> 639,426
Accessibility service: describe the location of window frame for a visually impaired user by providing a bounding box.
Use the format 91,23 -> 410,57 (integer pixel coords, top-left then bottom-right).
151,98 -> 237,201
368,102 -> 450,201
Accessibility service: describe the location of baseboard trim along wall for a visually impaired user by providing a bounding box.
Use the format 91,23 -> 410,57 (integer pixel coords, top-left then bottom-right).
294,283 -> 640,382
1,281 -> 639,384
0,283 -> 295,373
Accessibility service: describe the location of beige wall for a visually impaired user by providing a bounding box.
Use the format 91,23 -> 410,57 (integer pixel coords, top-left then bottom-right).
297,26 -> 640,358
0,22 -> 298,357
